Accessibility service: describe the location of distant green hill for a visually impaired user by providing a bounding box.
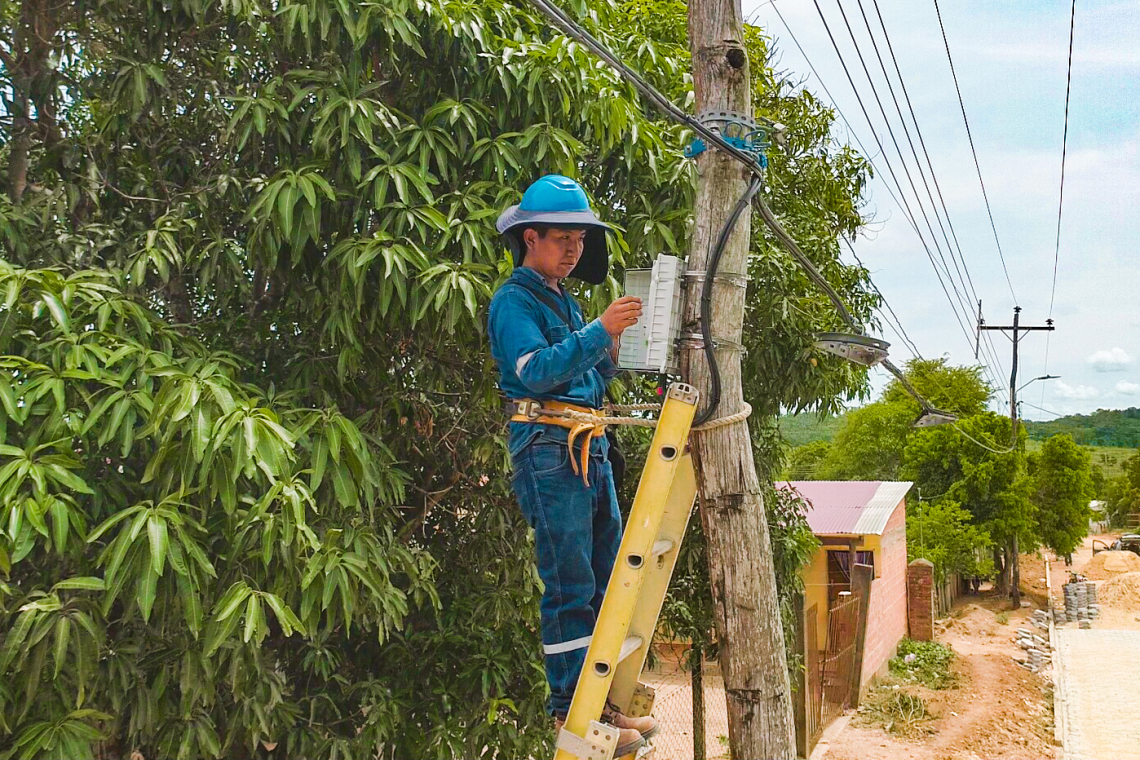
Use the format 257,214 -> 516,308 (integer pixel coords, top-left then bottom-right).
778,412 -> 847,447
781,406 -> 1140,456
1024,407 -> 1140,448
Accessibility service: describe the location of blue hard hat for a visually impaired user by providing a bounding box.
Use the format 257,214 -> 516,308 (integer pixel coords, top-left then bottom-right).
496,175 -> 611,284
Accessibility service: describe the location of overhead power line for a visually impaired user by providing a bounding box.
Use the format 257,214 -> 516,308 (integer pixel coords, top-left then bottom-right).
932,0 -> 1019,306
855,0 -> 1012,393
952,421 -> 1018,455
1050,0 -> 1078,319
1042,0 -> 1077,403
524,0 -> 960,420
828,0 -> 980,334
844,241 -> 923,360
806,0 -> 975,350
1021,400 -> 1063,419
862,0 -> 1011,382
803,0 -> 1008,395
770,0 -> 1008,400
847,0 -> 981,327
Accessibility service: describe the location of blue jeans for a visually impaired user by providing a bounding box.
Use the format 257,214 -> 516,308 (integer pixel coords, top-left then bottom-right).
510,429 -> 622,717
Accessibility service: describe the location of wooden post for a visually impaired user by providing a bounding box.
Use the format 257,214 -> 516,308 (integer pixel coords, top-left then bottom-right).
682,1 -> 795,757
849,563 -> 874,706
793,593 -> 809,760
691,644 -> 706,760
847,539 -> 857,591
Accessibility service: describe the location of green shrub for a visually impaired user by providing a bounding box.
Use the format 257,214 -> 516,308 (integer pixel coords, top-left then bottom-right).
889,639 -> 957,689
995,611 -> 1010,625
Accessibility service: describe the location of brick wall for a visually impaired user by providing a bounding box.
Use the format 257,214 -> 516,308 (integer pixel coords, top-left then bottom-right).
860,499 -> 909,683
907,558 -> 935,641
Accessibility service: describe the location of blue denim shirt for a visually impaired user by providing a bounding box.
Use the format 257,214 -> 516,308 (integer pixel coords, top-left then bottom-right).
488,267 -> 619,456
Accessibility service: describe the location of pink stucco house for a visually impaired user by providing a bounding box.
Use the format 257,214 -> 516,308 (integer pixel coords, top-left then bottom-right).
779,480 -> 912,686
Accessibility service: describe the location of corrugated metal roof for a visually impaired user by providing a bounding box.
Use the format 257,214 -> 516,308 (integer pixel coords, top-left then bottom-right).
775,481 -> 913,536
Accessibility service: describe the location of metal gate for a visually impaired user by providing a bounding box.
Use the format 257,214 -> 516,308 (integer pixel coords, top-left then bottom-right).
819,592 -> 861,726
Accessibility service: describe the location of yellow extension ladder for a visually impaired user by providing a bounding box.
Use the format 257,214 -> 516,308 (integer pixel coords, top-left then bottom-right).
554,383 -> 700,760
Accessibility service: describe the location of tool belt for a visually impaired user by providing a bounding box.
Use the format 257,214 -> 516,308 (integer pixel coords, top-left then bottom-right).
507,399 -> 607,485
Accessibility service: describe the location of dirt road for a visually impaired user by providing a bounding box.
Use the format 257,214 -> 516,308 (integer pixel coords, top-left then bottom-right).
822,594 -> 1055,760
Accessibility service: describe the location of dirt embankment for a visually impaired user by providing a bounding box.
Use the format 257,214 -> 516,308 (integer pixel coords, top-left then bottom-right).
1083,550 -> 1140,580
823,595 -> 1055,760
1101,571 -> 1140,611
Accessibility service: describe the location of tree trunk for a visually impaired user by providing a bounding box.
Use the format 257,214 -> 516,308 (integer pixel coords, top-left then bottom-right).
1009,535 -> 1021,609
995,544 -> 1012,594
6,0 -> 63,203
681,2 -> 795,757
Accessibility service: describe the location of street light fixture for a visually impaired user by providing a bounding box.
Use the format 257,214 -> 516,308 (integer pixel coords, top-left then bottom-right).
814,332 -> 890,367
1016,374 -> 1060,394
914,408 -> 957,428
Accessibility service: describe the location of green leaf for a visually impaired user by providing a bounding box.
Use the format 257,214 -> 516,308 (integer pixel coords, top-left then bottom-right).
147,515 -> 168,576
331,461 -> 354,508
137,561 -> 159,622
87,505 -> 144,543
49,497 -> 70,553
203,608 -> 242,657
53,616 -> 71,678
262,592 -> 306,637
242,595 -> 260,643
0,608 -> 37,672
277,184 -> 296,237
176,573 -> 202,639
310,437 -> 328,493
45,464 -> 94,495
52,577 -> 105,592
41,293 -> 69,331
213,582 -> 251,622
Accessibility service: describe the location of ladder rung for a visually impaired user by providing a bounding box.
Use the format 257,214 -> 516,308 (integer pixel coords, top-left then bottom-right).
618,635 -> 644,664
650,539 -> 674,558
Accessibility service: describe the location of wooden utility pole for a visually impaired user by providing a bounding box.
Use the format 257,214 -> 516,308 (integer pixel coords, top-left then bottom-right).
979,306 -> 1054,610
681,1 -> 795,757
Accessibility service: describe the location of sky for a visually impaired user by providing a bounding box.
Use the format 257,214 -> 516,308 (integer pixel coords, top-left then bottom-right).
742,0 -> 1139,420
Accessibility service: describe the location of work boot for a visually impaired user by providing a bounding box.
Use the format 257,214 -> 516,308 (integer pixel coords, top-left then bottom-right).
602,700 -> 660,741
554,716 -> 644,757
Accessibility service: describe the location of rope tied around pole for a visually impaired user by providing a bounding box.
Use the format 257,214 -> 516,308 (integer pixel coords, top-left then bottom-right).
550,402 -> 753,431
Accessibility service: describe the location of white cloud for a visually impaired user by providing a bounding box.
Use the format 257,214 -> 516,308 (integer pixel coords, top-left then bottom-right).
1054,381 -> 1099,400
1116,381 -> 1140,396
1087,348 -> 1134,372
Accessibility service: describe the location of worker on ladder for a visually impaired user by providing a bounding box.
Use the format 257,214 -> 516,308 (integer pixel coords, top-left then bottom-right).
488,175 -> 657,755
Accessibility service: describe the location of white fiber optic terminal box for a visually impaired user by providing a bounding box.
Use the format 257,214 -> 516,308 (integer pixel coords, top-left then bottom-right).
618,254 -> 683,374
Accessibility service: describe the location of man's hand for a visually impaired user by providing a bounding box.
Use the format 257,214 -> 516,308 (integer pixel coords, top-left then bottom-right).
600,296 -> 643,338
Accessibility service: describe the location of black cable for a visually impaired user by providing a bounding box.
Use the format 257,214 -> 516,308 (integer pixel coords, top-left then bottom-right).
1021,400 -> 1063,419
844,240 -> 923,359
1042,0 -> 1077,402
522,0 -> 953,420
1050,0 -> 1077,319
807,0 -> 983,368
772,2 -> 1009,396
869,0 -> 983,311
829,0 -> 980,347
853,0 -> 981,332
694,177 -> 763,426
932,0 -> 1019,305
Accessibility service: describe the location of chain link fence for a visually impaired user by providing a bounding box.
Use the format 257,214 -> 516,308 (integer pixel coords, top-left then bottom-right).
640,645 -> 730,760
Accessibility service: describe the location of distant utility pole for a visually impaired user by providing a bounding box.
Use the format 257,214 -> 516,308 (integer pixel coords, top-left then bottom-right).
974,300 -> 983,360
979,306 -> 1055,610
